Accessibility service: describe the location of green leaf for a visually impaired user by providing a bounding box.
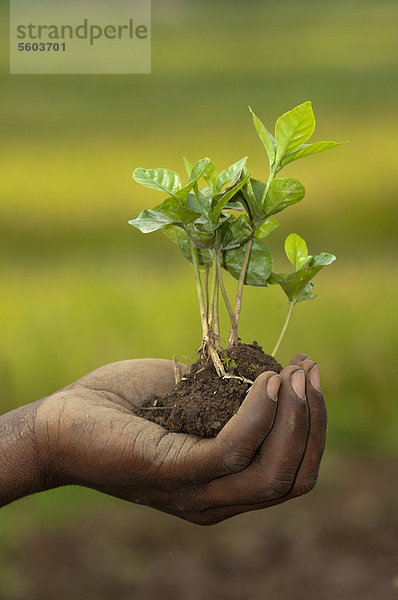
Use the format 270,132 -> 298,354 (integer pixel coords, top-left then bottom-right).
296,282 -> 316,303
232,175 -> 266,228
224,200 -> 244,211
250,178 -> 266,201
154,197 -> 201,226
183,157 -> 193,178
272,271 -> 312,303
210,173 -> 250,224
186,192 -> 202,213
265,178 -> 305,216
280,141 -> 344,169
133,168 -> 182,198
218,215 -> 252,250
217,157 -> 248,191
249,107 -> 276,168
273,252 -> 336,302
250,176 -> 303,219
175,158 -> 210,201
128,210 -> 175,234
285,233 -> 308,270
195,189 -> 214,221
202,160 -> 219,193
266,272 -> 279,286
309,252 -> 336,267
185,189 -> 214,225
222,238 -> 272,286
185,222 -> 215,248
163,225 -> 213,265
275,101 -> 315,169
254,217 -> 279,239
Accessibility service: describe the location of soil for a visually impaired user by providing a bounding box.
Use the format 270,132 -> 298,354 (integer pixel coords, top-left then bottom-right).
135,342 -> 283,437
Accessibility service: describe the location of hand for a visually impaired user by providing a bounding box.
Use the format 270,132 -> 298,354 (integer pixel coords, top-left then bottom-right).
28,354 -> 326,525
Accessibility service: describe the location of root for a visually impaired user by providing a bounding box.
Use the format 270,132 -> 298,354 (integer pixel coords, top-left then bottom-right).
223,374 -> 254,385
198,338 -> 226,378
207,343 -> 226,378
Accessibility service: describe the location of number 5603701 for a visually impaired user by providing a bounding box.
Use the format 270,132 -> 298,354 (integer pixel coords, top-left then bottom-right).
18,42 -> 66,51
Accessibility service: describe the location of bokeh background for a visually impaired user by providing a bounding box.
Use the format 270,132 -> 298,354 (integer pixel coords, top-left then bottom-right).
1,0 -> 397,598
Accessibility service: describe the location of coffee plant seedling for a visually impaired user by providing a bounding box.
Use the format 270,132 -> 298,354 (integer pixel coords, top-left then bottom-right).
129,101 -> 341,378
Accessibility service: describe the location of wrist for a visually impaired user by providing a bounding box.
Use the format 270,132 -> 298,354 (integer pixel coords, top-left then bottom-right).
0,401 -> 56,507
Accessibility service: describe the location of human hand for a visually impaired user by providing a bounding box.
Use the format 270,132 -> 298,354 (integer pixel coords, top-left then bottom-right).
27,355 -> 326,524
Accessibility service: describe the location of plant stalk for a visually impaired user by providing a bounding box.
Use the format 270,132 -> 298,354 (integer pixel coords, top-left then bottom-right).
191,245 -> 225,377
208,256 -> 221,350
190,245 -> 209,342
261,169 -> 275,206
208,257 -> 217,328
272,301 -> 295,357
204,264 -> 210,321
216,250 -> 237,342
213,281 -> 220,346
229,235 -> 254,347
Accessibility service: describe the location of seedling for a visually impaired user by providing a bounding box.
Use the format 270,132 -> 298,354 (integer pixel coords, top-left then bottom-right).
129,101 -> 341,376
270,233 -> 336,356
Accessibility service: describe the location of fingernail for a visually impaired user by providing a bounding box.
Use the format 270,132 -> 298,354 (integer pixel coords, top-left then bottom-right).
309,364 -> 322,393
267,375 -> 281,402
292,370 -> 306,400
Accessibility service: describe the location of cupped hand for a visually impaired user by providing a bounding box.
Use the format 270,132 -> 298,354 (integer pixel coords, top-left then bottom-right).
34,355 -> 326,525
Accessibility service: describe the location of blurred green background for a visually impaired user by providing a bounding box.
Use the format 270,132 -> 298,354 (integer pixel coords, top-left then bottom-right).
1,0 -> 398,598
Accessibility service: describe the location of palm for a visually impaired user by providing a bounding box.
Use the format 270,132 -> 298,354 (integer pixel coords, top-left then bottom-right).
37,360 -> 217,504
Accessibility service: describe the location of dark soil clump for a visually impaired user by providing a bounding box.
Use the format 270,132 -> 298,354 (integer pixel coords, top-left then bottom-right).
135,342 -> 282,437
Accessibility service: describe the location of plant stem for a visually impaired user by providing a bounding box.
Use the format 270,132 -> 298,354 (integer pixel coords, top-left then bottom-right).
190,245 -> 209,342
208,255 -> 221,349
261,169 -> 275,206
229,235 -> 253,347
216,250 -> 237,341
204,264 -> 210,321
208,257 -> 217,328
191,245 -> 225,377
272,301 -> 295,357
211,268 -> 220,349
213,280 -> 220,347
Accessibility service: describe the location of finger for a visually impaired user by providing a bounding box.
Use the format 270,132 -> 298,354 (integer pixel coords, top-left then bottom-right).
289,353 -> 309,365
194,362 -> 326,520
199,365 -> 309,508
209,371 -> 280,475
290,362 -> 327,496
74,359 -> 184,409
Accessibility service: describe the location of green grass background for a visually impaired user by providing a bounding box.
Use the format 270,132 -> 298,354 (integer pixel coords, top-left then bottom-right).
0,0 -> 397,545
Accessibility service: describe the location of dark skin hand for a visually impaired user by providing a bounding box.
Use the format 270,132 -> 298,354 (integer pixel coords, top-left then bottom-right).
0,355 -> 326,525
